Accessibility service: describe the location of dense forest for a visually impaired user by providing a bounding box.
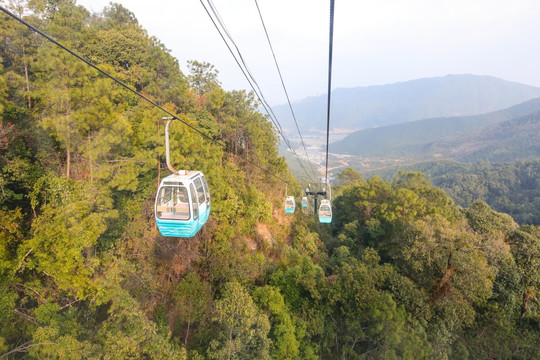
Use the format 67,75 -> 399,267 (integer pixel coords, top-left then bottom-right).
1,1 -> 540,359
368,160 -> 540,225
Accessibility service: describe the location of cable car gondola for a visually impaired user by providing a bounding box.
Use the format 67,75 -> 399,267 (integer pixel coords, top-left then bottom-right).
155,171 -> 210,237
301,196 -> 308,208
318,199 -> 332,223
155,118 -> 210,237
285,196 -> 296,214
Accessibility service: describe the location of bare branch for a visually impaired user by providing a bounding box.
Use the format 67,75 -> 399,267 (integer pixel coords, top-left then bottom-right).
14,248 -> 33,274
13,309 -> 39,325
0,341 -> 58,358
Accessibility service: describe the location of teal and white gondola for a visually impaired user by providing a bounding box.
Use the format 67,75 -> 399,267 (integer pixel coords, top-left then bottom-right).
318,199 -> 332,223
155,118 -> 211,237
155,171 -> 210,237
318,181 -> 332,223
285,196 -> 296,214
301,196 -> 308,208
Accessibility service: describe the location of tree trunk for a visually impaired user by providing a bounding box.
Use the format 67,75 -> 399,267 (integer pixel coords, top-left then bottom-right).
185,315 -> 191,347
16,8 -> 31,109
66,100 -> 71,179
521,288 -> 532,317
88,134 -> 93,184
22,40 -> 31,109
429,253 -> 455,304
66,144 -> 71,179
228,328 -> 233,360
89,156 -> 93,184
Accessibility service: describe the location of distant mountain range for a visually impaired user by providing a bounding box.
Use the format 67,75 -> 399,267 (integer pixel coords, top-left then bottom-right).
273,74 -> 540,134
330,98 -> 540,160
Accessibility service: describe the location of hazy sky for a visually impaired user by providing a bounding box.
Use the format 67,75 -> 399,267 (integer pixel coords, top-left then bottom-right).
76,0 -> 540,106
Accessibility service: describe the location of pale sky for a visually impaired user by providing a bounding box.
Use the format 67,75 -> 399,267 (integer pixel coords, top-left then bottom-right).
76,0 -> 540,106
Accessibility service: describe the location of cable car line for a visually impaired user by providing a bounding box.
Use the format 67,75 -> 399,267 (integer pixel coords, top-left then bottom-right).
301,0 -> 335,224
206,0 -> 285,135
200,0 -> 316,182
202,0 -> 308,178
202,0 -> 306,174
317,0 -> 336,224
204,0 -> 284,137
324,0 -> 336,186
253,0 -> 319,181
0,5 -> 292,186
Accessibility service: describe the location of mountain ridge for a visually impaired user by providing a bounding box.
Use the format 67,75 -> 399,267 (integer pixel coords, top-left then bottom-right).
273,74 -> 540,134
330,97 -> 540,157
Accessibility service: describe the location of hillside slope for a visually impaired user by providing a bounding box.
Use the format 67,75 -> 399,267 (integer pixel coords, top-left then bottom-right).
442,111 -> 540,162
330,98 -> 540,157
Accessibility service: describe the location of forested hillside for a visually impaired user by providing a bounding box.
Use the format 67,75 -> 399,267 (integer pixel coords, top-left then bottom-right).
1,1 -> 540,360
328,170 -> 540,359
0,2 -> 294,358
367,160 -> 540,225
439,111 -> 540,162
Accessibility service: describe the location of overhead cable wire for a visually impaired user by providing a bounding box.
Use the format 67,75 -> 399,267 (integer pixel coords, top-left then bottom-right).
204,0 -> 301,168
253,0 -> 319,181
0,5 -> 291,185
206,0 -> 284,135
206,0 -> 286,136
206,0 -> 314,181
205,0 -> 305,166
200,0 -> 315,181
324,0 -> 336,185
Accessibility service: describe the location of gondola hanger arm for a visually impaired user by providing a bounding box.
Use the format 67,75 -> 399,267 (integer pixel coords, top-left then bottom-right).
163,117 -> 186,175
